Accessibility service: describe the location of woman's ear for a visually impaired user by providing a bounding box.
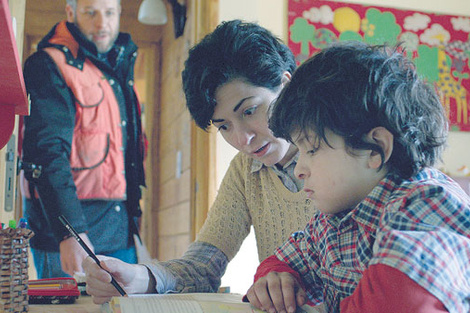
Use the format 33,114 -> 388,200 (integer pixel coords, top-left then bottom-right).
366,127 -> 394,169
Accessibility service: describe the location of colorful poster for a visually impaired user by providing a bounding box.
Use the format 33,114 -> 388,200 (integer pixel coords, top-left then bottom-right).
288,0 -> 470,131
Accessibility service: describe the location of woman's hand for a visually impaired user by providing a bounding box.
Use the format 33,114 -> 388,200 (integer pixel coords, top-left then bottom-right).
82,255 -> 154,304
246,271 -> 306,313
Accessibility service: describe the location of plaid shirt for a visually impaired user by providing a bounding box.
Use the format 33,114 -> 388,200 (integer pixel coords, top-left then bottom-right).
275,168 -> 470,313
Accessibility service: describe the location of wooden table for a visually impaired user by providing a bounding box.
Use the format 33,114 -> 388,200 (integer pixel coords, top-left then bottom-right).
29,296 -> 101,313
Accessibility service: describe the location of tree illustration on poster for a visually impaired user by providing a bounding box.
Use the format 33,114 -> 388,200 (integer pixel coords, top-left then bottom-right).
288,0 -> 470,131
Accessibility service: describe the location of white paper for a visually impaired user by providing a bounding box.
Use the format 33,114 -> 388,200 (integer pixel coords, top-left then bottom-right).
111,293 -> 325,313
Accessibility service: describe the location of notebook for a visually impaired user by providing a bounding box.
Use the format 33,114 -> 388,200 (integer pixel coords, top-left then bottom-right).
101,293 -> 325,313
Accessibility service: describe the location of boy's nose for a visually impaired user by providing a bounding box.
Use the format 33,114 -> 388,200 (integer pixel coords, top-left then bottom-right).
295,169 -> 305,180
294,160 -> 309,180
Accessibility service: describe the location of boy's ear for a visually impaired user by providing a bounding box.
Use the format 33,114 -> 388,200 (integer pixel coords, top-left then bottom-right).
366,127 -> 393,169
281,71 -> 292,86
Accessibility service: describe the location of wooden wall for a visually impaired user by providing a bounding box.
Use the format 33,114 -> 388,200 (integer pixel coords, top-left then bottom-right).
23,1 -> 163,43
156,0 -> 218,260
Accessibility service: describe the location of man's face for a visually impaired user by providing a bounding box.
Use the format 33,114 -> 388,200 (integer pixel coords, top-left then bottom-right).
66,0 -> 121,53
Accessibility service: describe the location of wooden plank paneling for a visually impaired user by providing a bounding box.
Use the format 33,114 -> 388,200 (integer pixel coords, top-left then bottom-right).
137,43 -> 161,259
155,0 -> 198,260
157,202 -> 191,236
190,0 -> 219,241
157,234 -> 191,260
159,111 -> 191,184
159,169 -> 190,210
25,0 -> 143,17
24,0 -> 163,42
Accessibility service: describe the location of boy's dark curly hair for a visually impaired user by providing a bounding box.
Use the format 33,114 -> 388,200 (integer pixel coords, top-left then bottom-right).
270,41 -> 448,179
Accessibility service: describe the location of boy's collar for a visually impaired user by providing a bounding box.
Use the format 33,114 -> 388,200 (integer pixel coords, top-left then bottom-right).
326,172 -> 400,231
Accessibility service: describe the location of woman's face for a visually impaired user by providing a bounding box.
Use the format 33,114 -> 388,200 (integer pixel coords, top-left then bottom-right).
212,78 -> 295,167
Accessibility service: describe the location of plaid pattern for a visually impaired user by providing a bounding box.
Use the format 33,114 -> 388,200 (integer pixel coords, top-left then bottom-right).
275,168 -> 470,313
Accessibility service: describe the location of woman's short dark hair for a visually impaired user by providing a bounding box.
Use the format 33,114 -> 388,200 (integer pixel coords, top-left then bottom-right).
270,41 -> 448,179
182,19 -> 296,130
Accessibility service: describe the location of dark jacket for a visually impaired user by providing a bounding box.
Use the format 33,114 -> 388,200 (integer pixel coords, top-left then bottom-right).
22,22 -> 145,251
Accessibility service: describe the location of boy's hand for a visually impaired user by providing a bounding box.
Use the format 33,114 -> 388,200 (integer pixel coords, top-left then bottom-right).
246,271 -> 306,313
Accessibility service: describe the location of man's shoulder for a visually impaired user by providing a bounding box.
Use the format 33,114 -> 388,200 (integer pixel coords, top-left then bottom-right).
116,32 -> 137,50
23,49 -> 58,78
25,49 -> 53,64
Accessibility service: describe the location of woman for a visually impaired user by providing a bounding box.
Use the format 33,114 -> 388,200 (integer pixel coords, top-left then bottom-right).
83,20 -> 315,303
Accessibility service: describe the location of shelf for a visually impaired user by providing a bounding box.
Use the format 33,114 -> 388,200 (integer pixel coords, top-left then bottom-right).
0,0 -> 28,149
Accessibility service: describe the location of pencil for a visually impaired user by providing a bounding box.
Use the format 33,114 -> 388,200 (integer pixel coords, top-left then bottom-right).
58,215 -> 127,296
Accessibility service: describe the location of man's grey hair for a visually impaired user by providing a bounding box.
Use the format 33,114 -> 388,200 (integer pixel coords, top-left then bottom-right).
66,0 -> 121,11
66,0 -> 77,10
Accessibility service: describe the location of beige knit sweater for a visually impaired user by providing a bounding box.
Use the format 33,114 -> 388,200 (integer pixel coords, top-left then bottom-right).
197,152 -> 316,262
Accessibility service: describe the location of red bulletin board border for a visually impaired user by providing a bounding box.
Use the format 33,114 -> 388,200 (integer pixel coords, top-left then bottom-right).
288,0 -> 470,131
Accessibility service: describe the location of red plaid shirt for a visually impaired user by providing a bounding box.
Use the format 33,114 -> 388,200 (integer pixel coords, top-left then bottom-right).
271,168 -> 470,313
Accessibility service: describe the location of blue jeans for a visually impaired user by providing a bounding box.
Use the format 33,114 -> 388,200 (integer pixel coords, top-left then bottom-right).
31,246 -> 137,279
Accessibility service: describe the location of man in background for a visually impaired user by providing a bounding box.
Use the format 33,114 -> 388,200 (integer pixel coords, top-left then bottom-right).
21,0 -> 145,278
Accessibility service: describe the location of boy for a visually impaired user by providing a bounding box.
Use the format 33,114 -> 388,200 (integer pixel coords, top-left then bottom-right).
246,41 -> 470,313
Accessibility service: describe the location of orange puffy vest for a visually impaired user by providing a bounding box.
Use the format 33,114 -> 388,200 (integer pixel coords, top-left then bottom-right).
43,47 -> 127,200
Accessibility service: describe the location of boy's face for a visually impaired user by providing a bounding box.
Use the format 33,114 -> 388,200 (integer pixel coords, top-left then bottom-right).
66,0 -> 121,54
212,78 -> 296,167
293,129 -> 387,214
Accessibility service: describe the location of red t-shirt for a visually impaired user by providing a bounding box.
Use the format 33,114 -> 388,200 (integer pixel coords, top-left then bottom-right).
251,255 -> 448,312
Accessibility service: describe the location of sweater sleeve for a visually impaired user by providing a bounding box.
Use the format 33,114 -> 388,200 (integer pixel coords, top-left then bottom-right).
143,241 -> 229,293
340,264 -> 448,313
22,51 -> 87,241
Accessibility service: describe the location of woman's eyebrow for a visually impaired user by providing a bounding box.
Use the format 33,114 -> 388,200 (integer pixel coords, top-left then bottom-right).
233,96 -> 254,112
212,96 -> 255,123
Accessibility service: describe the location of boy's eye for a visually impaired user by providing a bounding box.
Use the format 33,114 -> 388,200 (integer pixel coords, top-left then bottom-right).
306,146 -> 318,156
106,10 -> 116,17
84,10 -> 95,17
243,107 -> 257,116
217,124 -> 228,131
